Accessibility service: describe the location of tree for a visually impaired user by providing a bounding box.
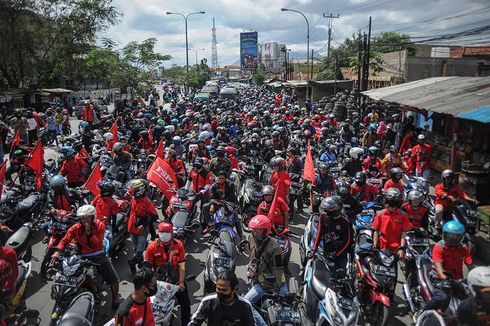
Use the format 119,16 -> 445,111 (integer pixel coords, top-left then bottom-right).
372,32 -> 415,56
253,63 -> 266,86
186,59 -> 211,89
83,46 -> 120,88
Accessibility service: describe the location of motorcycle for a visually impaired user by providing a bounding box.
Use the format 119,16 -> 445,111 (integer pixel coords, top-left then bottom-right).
354,243 -> 398,326
166,188 -> 199,242
271,225 -> 292,265
289,173 -> 303,220
55,292 -> 95,326
40,210 -> 78,280
4,222 -> 33,313
238,178 -> 263,231
300,213 -> 323,267
257,293 -> 302,326
353,201 -> 378,241
301,253 -> 359,326
0,189 -> 43,231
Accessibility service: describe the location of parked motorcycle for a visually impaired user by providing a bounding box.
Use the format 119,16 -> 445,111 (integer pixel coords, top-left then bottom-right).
0,189 -> 43,231
55,292 -> 95,326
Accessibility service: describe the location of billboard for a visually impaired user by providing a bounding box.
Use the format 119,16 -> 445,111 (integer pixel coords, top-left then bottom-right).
240,32 -> 258,70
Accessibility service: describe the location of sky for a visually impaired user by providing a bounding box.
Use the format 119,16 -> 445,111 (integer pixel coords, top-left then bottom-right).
101,0 -> 490,67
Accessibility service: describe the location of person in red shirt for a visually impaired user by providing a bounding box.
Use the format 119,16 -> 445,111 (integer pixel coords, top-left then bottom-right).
59,146 -> 87,188
412,134 -> 431,179
137,130 -> 153,151
225,146 -> 239,170
362,146 -> 383,177
52,205 -> 120,308
257,185 -> 289,227
399,130 -> 414,155
373,187 -> 411,257
164,149 -> 186,187
402,190 -> 429,229
423,220 -> 473,314
186,157 -> 213,207
144,222 -> 190,325
127,179 -> 158,274
434,169 -> 476,226
115,267 -> 156,326
47,175 -> 77,212
82,104 -> 95,125
350,172 -> 379,202
92,181 -> 128,240
269,157 -> 290,205
383,167 -> 405,194
0,248 -> 18,293
73,141 -> 89,159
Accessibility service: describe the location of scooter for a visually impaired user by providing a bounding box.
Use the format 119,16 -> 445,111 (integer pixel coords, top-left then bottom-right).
0,190 -> 43,231
258,293 -> 302,326
353,201 -> 377,241
300,213 -> 323,267
55,292 -> 95,326
238,178 -> 263,231
166,188 -> 199,242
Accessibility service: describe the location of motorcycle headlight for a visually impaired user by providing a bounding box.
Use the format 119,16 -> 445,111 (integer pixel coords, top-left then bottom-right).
63,262 -> 80,277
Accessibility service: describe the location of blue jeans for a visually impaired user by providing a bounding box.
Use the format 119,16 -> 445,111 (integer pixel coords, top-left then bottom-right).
244,283 -> 289,326
416,169 -> 430,179
129,231 -> 148,263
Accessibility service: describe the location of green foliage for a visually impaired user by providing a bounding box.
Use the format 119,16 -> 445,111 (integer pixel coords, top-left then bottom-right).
372,32 -> 415,56
186,58 -> 211,89
253,63 -> 266,85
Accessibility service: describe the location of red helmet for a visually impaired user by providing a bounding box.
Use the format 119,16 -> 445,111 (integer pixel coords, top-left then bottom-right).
158,221 -> 173,233
248,215 -> 272,236
275,157 -> 287,170
225,146 -> 237,156
313,114 -> 320,120
303,130 -> 312,137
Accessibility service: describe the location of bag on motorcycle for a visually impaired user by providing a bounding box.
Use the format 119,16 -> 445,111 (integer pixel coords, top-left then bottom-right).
246,238 -> 270,280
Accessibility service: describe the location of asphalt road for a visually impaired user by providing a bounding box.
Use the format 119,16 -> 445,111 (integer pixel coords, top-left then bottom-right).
23,87 -> 414,326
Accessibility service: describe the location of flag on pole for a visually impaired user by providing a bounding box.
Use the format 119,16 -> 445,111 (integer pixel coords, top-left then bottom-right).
10,131 -> 20,150
303,140 -> 315,183
110,118 -> 119,143
0,161 -> 7,200
147,157 -> 177,200
83,161 -> 102,197
25,141 -> 44,190
155,140 -> 165,159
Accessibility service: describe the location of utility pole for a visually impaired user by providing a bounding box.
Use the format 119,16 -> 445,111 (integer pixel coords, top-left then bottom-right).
323,12 -> 340,58
357,29 -> 362,97
311,49 -> 314,80
366,16 -> 372,90
211,17 -> 219,73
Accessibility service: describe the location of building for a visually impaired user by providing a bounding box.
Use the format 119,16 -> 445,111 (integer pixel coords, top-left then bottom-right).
258,42 -> 287,73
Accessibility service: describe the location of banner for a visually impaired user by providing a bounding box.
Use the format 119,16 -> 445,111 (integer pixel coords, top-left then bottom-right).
25,141 -> 44,190
303,140 -> 315,183
83,161 -> 102,197
0,161 -> 7,200
147,157 -> 177,200
110,118 -> 119,142
240,32 -> 258,70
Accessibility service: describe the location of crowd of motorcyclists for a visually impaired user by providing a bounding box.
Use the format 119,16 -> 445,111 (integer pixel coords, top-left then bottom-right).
0,83 -> 488,326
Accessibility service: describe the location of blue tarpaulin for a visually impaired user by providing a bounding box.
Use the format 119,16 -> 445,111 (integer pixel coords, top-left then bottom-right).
457,106 -> 490,124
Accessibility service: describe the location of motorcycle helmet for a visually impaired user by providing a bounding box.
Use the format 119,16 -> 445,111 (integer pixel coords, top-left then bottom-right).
157,221 -> 173,243
193,157 -> 204,169
130,179 -> 147,199
441,169 -> 455,187
368,146 -> 378,157
318,163 -> 330,174
173,136 -> 181,145
389,145 -> 398,153
80,121 -> 89,129
337,181 -> 350,199
76,204 -> 96,221
73,140 -> 83,151
112,142 -> 124,154
273,157 -> 287,171
60,146 -> 75,159
350,137 -> 359,147
103,132 -> 114,141
216,146 -> 225,157
97,181 -> 115,197
354,171 -> 367,186
384,187 -> 403,208
390,167 -> 403,182
417,134 -> 426,142
261,185 -> 275,202
407,190 -> 424,209
139,130 -> 149,138
320,196 -> 341,218
225,146 -> 236,156
248,215 -> 272,240
50,174 -> 67,192
349,147 -> 364,160
442,221 -> 465,246
467,266 -> 490,308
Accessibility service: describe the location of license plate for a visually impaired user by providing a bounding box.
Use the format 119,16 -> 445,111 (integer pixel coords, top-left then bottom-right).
152,303 -> 169,315
362,209 -> 375,215
54,275 -> 78,287
375,265 -> 396,277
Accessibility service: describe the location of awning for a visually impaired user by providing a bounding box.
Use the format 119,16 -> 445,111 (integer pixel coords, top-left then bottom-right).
457,106 -> 490,123
362,77 -> 490,120
41,88 -> 73,93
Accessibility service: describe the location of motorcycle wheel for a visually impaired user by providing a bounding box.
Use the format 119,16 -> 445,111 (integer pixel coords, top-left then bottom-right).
41,247 -> 56,280
241,212 -> 252,232
372,302 -> 390,326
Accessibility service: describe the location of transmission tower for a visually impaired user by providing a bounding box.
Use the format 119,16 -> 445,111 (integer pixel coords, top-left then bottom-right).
211,17 -> 218,71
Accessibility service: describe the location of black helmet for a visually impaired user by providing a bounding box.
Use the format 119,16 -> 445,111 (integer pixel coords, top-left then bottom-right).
384,187 -> 402,207
194,157 -> 204,168
354,171 -> 366,186
50,174 -> 67,192
390,167 -> 403,182
337,181 -> 350,198
97,181 -> 115,197
320,196 -> 341,218
441,169 -> 455,186
139,130 -> 149,138
112,142 -> 123,154
216,146 -> 225,157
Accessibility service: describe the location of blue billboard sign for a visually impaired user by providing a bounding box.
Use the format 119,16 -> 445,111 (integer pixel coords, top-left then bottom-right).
240,32 -> 258,70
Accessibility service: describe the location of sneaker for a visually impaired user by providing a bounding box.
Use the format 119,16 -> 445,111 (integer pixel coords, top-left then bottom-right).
412,310 -> 422,322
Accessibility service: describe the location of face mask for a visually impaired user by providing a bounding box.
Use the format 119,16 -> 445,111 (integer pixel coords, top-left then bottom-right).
252,231 -> 266,242
145,284 -> 158,297
159,232 -> 172,243
217,292 -> 232,303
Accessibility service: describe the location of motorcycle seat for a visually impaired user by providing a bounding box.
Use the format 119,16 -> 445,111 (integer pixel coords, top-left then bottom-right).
16,194 -> 41,218
311,259 -> 331,299
172,211 -> 187,228
62,292 -> 94,321
14,264 -> 28,293
7,225 -> 31,256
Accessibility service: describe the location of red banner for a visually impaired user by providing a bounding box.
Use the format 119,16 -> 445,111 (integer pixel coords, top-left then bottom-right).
303,140 -> 315,183
25,141 -> 44,190
83,161 -> 102,197
0,161 -> 7,200
147,157 -> 177,200
110,118 -> 119,143
155,140 -> 165,159
10,131 -> 20,150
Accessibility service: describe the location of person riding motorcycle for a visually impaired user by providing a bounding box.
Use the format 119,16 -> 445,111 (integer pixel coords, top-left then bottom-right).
47,174 -> 79,212
257,185 -> 290,228
52,205 -> 121,308
60,146 -> 87,188
402,190 -> 429,229
216,126 -> 231,143
381,145 -> 404,172
311,163 -> 337,213
272,131 -> 285,151
144,222 -> 191,326
92,181 -> 129,241
362,146 -> 383,177
244,215 -> 288,326
269,157 -> 291,205
112,142 -> 134,181
137,130 -> 153,151
320,145 -> 337,164
412,134 -> 431,179
350,171 -> 379,202
186,157 -> 213,209
342,146 -> 364,177
434,169 -> 476,226
171,135 -> 186,159
337,181 -> 363,221
164,148 -> 186,188
373,187 -> 411,258
127,179 -> 158,274
312,196 -> 353,279
383,167 -> 405,193
209,146 -> 232,177
422,221 -> 473,316
193,138 -> 211,161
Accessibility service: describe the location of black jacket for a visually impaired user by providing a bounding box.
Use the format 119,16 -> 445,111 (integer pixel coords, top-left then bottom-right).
188,293 -> 255,326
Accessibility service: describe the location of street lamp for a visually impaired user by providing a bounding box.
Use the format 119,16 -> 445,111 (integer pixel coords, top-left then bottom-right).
281,8 -> 309,80
189,48 -> 205,65
166,11 -> 205,73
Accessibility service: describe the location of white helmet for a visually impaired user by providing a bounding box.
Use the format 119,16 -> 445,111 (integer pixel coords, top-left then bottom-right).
103,132 -> 114,141
76,204 -> 96,219
468,266 -> 490,305
349,147 -> 364,159
417,134 -> 426,141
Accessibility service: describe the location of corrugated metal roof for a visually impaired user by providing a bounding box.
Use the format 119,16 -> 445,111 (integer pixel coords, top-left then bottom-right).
457,106 -> 490,123
362,77 -> 490,117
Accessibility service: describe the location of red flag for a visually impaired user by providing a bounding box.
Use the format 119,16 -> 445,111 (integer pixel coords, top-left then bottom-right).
10,131 -> 20,150
155,140 -> 165,159
148,126 -> 153,142
147,157 -> 177,200
267,186 -> 280,221
303,140 -> 315,183
83,161 -> 102,197
25,141 -> 44,190
0,161 -> 7,199
110,118 -> 119,143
